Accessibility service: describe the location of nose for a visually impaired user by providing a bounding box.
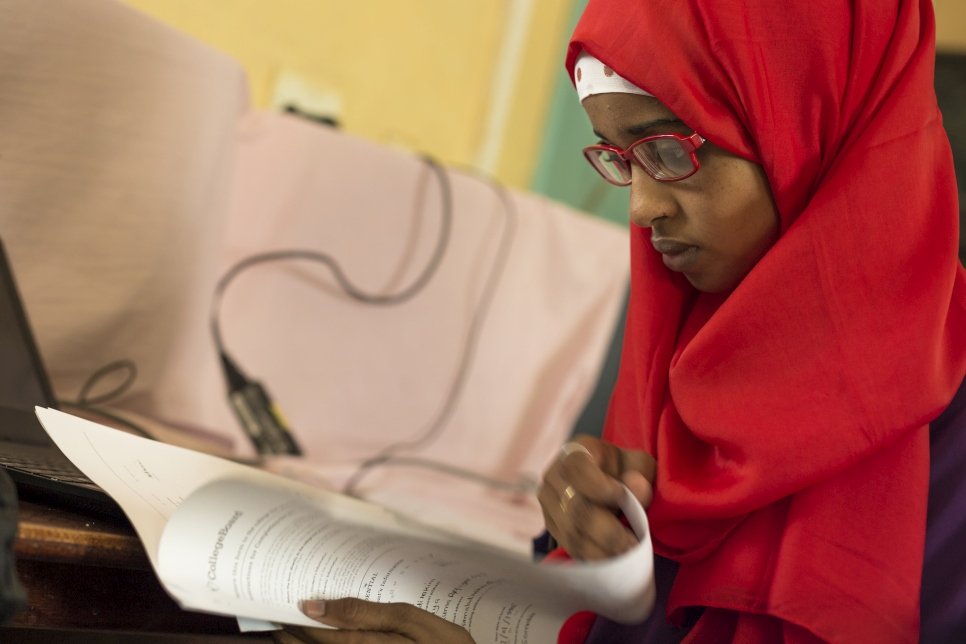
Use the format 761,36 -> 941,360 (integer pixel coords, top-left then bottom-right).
628,166 -> 679,228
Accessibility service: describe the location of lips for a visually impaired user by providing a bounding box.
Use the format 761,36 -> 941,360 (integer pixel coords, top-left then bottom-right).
651,236 -> 698,271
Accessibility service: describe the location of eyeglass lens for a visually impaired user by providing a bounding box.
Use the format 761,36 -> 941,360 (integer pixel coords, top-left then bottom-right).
588,149 -> 632,184
637,138 -> 694,178
586,137 -> 696,183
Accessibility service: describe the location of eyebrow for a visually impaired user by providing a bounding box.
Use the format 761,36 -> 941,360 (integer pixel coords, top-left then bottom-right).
592,118 -> 685,143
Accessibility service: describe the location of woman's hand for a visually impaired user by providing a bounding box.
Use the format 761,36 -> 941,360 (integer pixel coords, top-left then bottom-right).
272,597 -> 475,643
538,435 -> 655,560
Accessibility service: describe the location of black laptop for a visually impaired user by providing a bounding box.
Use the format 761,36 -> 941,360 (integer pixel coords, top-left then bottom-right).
0,239 -> 125,521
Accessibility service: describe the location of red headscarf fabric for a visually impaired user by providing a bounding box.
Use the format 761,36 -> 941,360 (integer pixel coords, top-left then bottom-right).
566,1 -> 966,642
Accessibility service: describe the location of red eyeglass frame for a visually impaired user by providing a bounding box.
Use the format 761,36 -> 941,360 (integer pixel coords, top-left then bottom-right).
582,132 -> 706,184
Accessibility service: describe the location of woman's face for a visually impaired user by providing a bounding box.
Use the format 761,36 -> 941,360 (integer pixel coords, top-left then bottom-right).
582,92 -> 779,293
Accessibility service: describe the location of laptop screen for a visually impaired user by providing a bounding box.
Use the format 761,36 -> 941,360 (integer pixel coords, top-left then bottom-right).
0,241 -> 58,441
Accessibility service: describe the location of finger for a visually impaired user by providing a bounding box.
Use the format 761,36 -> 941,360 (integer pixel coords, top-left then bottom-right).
303,598 -> 472,643
538,477 -> 637,559
543,437 -> 625,508
539,436 -> 649,559
619,447 -> 657,484
542,435 -> 601,481
544,505 -> 636,560
558,448 -> 626,507
551,436 -> 656,480
558,441 -> 593,459
621,470 -> 654,508
540,458 -> 618,552
302,598 -> 412,632
558,491 -> 639,559
561,438 -> 656,505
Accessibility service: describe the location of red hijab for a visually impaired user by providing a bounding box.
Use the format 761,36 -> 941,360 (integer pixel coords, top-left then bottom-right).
567,0 -> 966,641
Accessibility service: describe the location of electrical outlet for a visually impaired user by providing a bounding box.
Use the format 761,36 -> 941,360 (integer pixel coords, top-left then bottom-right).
271,70 -> 342,125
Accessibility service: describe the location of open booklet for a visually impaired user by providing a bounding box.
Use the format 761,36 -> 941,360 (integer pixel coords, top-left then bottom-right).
35,408 -> 655,643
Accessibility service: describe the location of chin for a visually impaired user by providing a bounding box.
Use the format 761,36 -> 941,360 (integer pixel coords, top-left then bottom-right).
684,271 -> 738,294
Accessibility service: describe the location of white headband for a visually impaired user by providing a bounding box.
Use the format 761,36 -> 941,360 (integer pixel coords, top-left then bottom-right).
574,51 -> 652,101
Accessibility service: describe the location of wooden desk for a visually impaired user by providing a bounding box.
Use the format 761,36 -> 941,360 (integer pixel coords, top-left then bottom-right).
3,498 -> 270,641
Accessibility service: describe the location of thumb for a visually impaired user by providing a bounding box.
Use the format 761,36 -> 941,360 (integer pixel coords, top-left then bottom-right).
618,448 -> 656,508
558,437 -> 656,508
300,597 -> 403,631
621,470 -> 653,508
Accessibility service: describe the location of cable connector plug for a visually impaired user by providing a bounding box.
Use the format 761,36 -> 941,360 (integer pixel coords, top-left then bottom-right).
220,352 -> 302,456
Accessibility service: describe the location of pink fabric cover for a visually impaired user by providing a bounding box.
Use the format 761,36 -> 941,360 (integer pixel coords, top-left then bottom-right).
0,0 -> 629,549
0,0 -> 247,452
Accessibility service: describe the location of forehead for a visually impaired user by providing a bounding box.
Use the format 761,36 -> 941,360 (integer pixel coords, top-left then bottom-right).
582,93 -> 681,140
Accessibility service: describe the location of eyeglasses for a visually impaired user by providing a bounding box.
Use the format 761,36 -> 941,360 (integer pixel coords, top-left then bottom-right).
583,132 -> 706,185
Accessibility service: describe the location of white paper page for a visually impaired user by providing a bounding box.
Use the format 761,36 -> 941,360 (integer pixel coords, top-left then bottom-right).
33,408 -> 447,565
35,407 -> 255,567
36,408 -> 655,638
532,485 -> 655,624
157,477 -> 653,641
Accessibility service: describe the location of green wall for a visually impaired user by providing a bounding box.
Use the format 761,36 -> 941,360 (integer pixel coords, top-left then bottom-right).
529,0 -> 630,226
529,0 -> 629,440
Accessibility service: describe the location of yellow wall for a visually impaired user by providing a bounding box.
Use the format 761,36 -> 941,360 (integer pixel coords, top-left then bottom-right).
120,0 -> 572,189
118,1 -> 964,189
936,0 -> 966,51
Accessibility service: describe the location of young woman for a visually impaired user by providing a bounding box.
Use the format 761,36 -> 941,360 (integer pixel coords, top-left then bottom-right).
279,0 -> 965,641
